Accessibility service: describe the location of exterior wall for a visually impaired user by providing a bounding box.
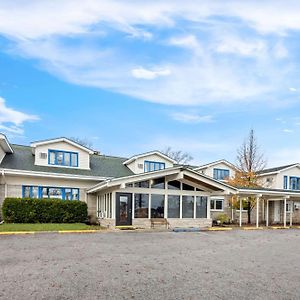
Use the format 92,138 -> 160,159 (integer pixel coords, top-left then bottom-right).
34,141 -> 90,170
198,162 -> 236,180
126,154 -> 174,174
0,184 -> 5,219
0,147 -> 5,164
167,218 -> 212,228
210,195 -> 231,221
86,193 -> 97,222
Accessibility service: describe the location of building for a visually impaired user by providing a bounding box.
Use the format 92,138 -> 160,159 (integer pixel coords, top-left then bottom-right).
1,133 -> 300,228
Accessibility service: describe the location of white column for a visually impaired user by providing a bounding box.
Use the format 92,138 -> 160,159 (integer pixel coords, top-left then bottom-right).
132,193 -> 135,220
207,196 -> 211,219
164,193 -> 168,219
266,199 -> 269,227
148,194 -> 151,219
180,194 -> 183,219
283,198 -> 287,227
193,195 -> 196,219
256,196 -> 259,228
290,201 -> 293,227
239,197 -> 242,227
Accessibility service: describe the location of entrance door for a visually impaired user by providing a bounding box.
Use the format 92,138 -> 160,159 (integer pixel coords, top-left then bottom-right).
274,201 -> 280,223
116,193 -> 132,226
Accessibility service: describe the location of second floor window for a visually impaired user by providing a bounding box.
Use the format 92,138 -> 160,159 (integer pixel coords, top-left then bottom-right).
144,161 -> 165,172
213,168 -> 229,180
289,177 -> 300,190
49,150 -> 78,167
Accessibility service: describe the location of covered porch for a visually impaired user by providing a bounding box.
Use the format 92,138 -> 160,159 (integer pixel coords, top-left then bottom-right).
87,167 -> 235,229
236,188 -> 300,228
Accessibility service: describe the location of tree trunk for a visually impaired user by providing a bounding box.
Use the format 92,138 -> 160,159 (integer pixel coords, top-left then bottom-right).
247,200 -> 251,224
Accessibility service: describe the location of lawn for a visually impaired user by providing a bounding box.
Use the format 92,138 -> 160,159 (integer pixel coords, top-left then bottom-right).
0,223 -> 104,232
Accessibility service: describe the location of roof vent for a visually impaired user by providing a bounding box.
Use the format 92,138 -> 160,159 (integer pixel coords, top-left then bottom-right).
40,152 -> 47,159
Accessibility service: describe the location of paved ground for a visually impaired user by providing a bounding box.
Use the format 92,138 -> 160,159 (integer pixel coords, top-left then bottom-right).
1,230 -> 300,300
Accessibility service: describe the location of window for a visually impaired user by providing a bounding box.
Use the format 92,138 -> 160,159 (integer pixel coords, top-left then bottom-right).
213,168 -> 230,180
182,196 -> 194,218
196,196 -> 207,218
134,180 -> 150,188
182,183 -> 194,191
144,161 -> 165,172
167,180 -> 181,190
22,186 -> 79,200
289,177 -> 300,190
48,150 -> 78,167
168,195 -> 180,218
210,198 -> 224,211
151,194 -> 164,218
286,201 -> 293,213
284,176 -> 288,189
151,177 -> 165,189
134,194 -> 149,218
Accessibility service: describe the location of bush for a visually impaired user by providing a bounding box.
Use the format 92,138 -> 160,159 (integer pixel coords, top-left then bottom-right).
215,213 -> 230,226
2,198 -> 88,223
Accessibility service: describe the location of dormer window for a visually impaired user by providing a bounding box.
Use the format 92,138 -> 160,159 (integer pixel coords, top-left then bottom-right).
213,168 -> 229,180
144,160 -> 165,172
48,149 -> 78,167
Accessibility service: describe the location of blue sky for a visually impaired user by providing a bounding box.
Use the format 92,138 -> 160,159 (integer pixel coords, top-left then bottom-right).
0,0 -> 300,166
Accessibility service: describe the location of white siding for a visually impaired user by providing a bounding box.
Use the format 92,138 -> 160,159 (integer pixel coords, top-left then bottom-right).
126,153 -> 174,174
34,141 -> 90,169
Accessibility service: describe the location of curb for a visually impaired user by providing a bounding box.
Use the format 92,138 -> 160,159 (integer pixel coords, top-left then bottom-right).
242,227 -> 264,230
0,230 -> 103,235
208,227 -> 233,231
0,231 -> 35,235
58,230 -> 101,234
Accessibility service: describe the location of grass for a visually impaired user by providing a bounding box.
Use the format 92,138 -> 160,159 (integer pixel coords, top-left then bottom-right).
0,223 -> 104,232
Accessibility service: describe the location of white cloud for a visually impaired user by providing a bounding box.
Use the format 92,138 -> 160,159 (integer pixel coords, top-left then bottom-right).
131,67 -> 171,80
171,112 -> 213,123
0,97 -> 39,135
283,129 -> 293,133
289,87 -> 297,92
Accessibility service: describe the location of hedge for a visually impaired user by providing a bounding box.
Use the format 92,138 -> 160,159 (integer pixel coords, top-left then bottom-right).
2,198 -> 88,223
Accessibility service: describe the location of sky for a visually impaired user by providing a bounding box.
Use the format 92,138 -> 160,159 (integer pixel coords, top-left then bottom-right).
0,0 -> 300,167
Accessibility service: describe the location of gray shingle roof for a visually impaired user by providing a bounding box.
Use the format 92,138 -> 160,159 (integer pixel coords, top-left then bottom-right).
257,164 -> 298,175
0,144 -> 134,178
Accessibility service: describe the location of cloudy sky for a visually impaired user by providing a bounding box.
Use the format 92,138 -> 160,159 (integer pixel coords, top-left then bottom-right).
0,0 -> 300,166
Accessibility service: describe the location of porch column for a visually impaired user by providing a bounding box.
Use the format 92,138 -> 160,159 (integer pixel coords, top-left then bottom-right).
283,197 -> 287,228
207,196 -> 211,219
239,196 -> 242,227
256,195 -> 260,228
290,201 -> 293,227
266,199 -> 269,227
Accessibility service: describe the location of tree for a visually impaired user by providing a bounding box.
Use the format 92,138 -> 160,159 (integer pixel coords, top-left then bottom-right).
162,147 -> 193,165
227,129 -> 266,224
69,137 -> 93,149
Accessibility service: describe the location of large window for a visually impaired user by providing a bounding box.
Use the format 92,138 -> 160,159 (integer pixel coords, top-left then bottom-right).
168,180 -> 181,190
49,150 -> 78,167
196,196 -> 207,218
134,181 -> 150,188
168,195 -> 180,218
134,193 -> 149,218
210,198 -> 224,211
213,168 -> 229,180
289,177 -> 300,190
22,186 -> 79,200
151,177 -> 165,189
182,196 -> 194,218
144,161 -> 165,172
151,194 -> 164,218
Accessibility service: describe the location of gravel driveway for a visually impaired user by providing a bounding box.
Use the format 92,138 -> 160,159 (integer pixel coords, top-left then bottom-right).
1,229 -> 300,300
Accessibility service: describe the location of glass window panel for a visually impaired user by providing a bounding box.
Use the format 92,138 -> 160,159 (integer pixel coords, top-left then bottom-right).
49,188 -> 63,199
144,162 -> 149,172
182,196 -> 194,218
210,199 -> 215,209
151,194 -> 164,218
23,186 -> 30,198
168,180 -> 181,190
213,169 -> 230,180
215,200 -> 223,210
182,183 -> 194,191
134,181 -> 150,188
32,187 -> 39,198
159,163 -> 165,170
49,151 -> 55,164
72,189 -> 79,200
71,153 -> 78,167
64,152 -> 71,166
42,187 -> 49,198
65,188 -> 72,200
196,196 -> 207,218
56,152 -> 64,165
151,177 -> 165,189
134,193 -> 149,218
168,195 -> 180,218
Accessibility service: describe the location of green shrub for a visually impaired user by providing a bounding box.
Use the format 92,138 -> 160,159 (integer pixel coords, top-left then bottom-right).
215,213 -> 230,225
2,198 -> 88,223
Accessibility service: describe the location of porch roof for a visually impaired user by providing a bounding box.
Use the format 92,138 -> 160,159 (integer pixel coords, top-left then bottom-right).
87,166 -> 237,194
236,187 -> 300,199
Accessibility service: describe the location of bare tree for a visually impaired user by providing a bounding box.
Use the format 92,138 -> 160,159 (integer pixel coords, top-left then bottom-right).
162,147 -> 193,165
227,129 -> 267,224
69,137 -> 93,149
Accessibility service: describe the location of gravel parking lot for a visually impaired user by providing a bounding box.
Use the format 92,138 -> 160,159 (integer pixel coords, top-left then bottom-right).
1,229 -> 300,300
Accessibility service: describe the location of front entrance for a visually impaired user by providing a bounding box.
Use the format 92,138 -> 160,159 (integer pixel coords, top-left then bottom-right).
274,201 -> 280,223
116,193 -> 132,226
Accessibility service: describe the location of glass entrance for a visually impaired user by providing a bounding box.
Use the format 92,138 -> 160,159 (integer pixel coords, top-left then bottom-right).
116,193 -> 132,226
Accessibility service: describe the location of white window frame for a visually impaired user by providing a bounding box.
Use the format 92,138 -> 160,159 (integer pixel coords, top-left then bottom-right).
210,197 -> 224,211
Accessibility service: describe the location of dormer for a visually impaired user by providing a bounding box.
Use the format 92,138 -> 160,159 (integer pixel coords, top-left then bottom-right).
0,133 -> 13,163
123,151 -> 176,174
194,159 -> 237,181
30,137 -> 94,170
